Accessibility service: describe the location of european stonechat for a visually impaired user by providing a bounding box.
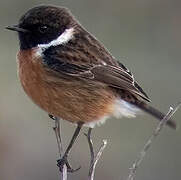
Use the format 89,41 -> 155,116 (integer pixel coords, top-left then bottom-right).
6,5 -> 176,171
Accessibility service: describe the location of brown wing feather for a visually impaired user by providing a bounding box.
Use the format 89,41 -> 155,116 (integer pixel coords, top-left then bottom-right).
39,26 -> 178,129
42,29 -> 150,102
43,56 -> 150,102
89,65 -> 150,101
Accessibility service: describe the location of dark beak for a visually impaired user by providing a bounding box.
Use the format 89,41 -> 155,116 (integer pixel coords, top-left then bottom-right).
6,25 -> 29,33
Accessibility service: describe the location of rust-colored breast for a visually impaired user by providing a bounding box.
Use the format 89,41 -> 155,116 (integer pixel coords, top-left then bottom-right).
17,49 -> 116,123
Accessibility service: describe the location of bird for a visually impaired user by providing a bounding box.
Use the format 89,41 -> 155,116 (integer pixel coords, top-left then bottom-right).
6,5 -> 176,172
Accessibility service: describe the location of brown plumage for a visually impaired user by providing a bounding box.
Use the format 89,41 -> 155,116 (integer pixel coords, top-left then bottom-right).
18,49 -> 116,124
7,5 -> 176,129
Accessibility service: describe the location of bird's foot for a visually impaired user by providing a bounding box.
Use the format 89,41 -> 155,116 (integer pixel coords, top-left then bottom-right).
57,156 -> 81,173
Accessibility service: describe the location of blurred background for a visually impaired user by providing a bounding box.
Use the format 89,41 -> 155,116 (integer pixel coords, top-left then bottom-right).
0,0 -> 181,179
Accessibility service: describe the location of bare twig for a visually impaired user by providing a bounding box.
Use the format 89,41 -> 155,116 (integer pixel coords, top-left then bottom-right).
127,102 -> 181,180
90,140 -> 107,180
85,128 -> 107,180
53,117 -> 63,157
86,128 -> 94,174
61,164 -> 67,180
49,115 -> 67,180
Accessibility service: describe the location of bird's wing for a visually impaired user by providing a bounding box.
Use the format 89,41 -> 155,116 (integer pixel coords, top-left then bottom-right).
42,46 -> 150,102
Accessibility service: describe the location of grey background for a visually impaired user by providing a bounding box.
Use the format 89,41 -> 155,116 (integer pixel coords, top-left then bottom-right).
0,0 -> 181,180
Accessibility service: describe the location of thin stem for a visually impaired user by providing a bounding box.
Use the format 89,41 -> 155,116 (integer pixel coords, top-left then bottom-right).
49,114 -> 67,180
85,128 -> 107,180
127,102 -> 181,180
87,128 -> 95,175
90,140 -> 107,180
53,117 -> 63,157
61,165 -> 67,180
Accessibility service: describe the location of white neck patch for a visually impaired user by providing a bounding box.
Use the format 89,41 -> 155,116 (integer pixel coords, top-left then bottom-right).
35,28 -> 74,56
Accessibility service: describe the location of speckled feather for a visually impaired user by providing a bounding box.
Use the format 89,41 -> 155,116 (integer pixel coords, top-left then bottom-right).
42,25 -> 150,102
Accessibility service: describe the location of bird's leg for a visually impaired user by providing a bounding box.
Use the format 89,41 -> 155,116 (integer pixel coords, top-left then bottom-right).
57,121 -> 84,173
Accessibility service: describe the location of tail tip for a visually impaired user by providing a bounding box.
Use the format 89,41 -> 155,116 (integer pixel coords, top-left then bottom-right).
167,120 -> 177,130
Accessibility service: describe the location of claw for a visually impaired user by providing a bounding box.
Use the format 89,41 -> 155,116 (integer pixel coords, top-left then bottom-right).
49,114 -> 58,120
57,157 -> 81,173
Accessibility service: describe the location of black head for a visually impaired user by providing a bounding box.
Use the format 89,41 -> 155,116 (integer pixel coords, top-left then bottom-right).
6,5 -> 77,50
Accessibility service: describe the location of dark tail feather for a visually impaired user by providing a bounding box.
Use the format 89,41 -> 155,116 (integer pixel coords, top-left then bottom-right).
133,101 -> 177,130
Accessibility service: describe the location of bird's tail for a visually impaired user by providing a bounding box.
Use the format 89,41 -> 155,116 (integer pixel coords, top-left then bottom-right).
132,101 -> 177,130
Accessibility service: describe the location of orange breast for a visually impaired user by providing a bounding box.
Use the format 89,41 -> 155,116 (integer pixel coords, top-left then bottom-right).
17,49 -> 116,124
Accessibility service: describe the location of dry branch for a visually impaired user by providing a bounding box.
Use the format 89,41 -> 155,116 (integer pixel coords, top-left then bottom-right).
51,116 -> 67,180
50,102 -> 180,180
127,102 -> 181,180
85,128 -> 107,180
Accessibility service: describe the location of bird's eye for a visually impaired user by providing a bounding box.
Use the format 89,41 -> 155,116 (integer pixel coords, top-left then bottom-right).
38,25 -> 48,33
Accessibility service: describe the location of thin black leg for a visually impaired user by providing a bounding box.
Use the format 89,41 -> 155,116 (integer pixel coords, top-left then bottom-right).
57,121 -> 84,172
